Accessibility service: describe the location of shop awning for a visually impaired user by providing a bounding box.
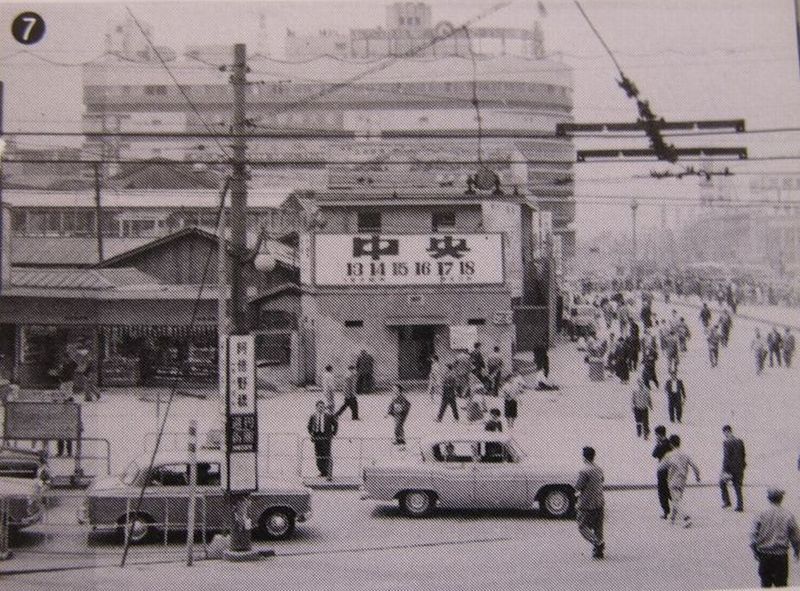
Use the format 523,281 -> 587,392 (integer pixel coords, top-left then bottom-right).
385,316 -> 448,327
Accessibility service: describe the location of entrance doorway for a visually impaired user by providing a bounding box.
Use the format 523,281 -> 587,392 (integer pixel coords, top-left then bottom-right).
397,325 -> 436,380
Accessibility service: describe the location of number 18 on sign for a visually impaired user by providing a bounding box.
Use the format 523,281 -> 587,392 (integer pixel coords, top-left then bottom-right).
223,335 -> 258,493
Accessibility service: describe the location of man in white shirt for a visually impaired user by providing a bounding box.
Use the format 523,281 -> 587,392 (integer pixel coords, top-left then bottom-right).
658,434 -> 701,528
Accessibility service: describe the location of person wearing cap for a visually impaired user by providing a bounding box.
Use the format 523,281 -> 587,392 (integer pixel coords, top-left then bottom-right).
750,488 -> 800,588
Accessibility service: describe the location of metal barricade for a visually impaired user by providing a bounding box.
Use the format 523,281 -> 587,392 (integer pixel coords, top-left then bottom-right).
300,436 -> 420,481
0,437 -> 112,483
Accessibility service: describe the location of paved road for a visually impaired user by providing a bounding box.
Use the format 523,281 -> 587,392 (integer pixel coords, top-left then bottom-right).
3,300 -> 799,588
5,486 -> 800,590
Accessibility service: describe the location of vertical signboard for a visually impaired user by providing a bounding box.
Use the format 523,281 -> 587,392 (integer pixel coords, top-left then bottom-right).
224,335 -> 258,493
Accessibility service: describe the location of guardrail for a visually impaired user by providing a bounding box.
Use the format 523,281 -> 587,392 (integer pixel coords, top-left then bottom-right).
0,437 -> 112,481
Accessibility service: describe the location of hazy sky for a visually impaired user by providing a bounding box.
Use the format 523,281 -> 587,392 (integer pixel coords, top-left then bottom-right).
2,0 -> 799,238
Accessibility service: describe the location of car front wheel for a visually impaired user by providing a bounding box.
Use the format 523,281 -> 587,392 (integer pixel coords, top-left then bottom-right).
400,491 -> 434,518
540,487 -> 575,518
258,508 -> 295,540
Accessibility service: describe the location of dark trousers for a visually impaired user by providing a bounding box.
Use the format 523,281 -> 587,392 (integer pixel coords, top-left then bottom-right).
633,408 -> 650,439
394,418 -> 407,445
576,507 -> 604,547
720,472 -> 744,509
709,347 -> 719,367
335,397 -> 359,420
657,470 -> 671,516
785,350 -> 793,368
668,396 -> 683,423
642,362 -> 659,389
437,397 -> 459,422
535,349 -> 550,378
769,347 -> 782,367
312,439 -> 332,478
57,439 -> 73,457
757,553 -> 788,587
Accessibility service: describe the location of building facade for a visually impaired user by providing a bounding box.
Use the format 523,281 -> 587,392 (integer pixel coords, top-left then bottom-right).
79,2 -> 577,257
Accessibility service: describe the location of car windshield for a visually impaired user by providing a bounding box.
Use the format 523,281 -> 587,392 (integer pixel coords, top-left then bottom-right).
121,460 -> 140,486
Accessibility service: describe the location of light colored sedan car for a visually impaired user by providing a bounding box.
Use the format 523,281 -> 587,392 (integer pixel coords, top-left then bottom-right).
78,451 -> 312,544
361,434 -> 577,518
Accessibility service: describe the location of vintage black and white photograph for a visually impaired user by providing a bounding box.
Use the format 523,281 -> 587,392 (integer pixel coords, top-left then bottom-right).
0,0 -> 799,589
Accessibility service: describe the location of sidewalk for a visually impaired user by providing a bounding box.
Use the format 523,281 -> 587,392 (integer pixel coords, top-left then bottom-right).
26,299 -> 792,494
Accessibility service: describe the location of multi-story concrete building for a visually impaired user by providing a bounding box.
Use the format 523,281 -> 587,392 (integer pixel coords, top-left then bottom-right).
80,2 -> 577,256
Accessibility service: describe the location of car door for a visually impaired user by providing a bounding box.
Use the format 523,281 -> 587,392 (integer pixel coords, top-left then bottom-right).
472,442 -> 528,509
196,462 -> 225,531
431,441 -> 476,507
149,463 -> 190,531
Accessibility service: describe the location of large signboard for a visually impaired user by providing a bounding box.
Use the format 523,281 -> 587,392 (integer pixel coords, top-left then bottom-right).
3,401 -> 81,440
223,335 -> 258,493
314,234 -> 504,286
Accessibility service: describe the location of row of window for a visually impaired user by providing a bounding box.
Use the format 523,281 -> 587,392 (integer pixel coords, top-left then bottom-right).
356,210 -> 456,233
10,209 -> 296,238
109,81 -> 570,99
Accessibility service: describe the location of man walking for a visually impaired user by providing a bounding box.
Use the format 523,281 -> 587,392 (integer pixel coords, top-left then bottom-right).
720,425 -> 746,512
631,377 -> 652,440
453,349 -> 472,398
485,346 -> 504,397
436,364 -> 459,423
700,301 -> 712,329
664,369 -> 687,424
658,435 -> 701,528
708,324 -> 721,368
334,365 -> 359,421
783,328 -> 795,369
641,330 -> 659,389
469,342 -> 486,387
752,330 -> 768,375
307,400 -> 338,480
386,384 -> 411,446
575,446 -> 605,560
767,327 -> 783,368
652,425 -> 673,519
750,488 -> 800,588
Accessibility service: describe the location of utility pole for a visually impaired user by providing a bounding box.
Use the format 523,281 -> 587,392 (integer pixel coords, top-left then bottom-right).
631,199 -> 638,289
226,42 -> 252,555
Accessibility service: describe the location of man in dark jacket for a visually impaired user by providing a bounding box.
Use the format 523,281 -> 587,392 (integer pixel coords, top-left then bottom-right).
767,327 -> 783,367
334,365 -> 359,421
386,384 -> 411,445
664,370 -> 687,424
720,424 -> 746,512
307,401 -> 338,480
355,350 -> 374,394
700,302 -> 712,329
652,425 -> 673,519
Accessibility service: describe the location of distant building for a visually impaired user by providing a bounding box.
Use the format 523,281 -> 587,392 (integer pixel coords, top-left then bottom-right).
79,2 -> 577,257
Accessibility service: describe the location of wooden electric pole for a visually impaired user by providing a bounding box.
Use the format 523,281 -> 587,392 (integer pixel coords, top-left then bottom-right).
226,42 -> 252,554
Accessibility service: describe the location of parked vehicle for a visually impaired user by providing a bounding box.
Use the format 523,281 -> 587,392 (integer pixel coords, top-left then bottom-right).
0,446 -> 50,484
361,434 -> 577,518
0,476 -> 46,534
78,451 -> 312,544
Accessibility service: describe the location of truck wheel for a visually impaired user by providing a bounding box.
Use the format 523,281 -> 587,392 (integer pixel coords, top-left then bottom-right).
259,508 -> 295,540
117,513 -> 155,544
540,487 -> 575,518
400,491 -> 434,518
